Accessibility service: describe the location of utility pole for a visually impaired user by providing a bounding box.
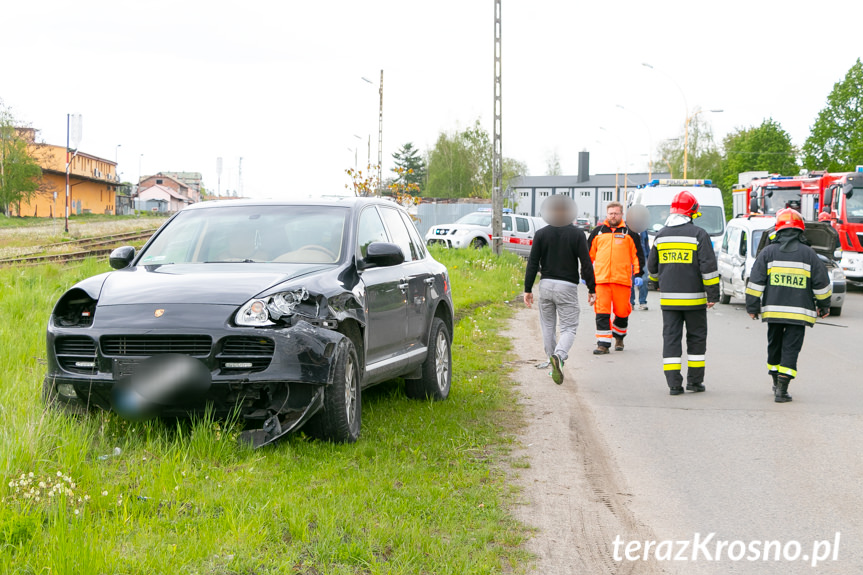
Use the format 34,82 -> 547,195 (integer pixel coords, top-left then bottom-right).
491,0 -> 503,255
238,157 -> 243,197
377,69 -> 384,193
65,114 -> 82,233
216,157 -> 223,197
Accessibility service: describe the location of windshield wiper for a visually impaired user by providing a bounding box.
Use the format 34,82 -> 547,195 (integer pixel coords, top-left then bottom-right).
204,259 -> 258,263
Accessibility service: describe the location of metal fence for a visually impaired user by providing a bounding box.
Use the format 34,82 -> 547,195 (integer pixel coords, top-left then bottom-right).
413,202 -> 492,237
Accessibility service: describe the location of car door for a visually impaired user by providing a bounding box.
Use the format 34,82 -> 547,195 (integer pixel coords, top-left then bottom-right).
725,227 -> 744,298
512,216 -> 533,257
500,215 -> 515,252
356,206 -> 408,374
734,228 -> 750,297
717,226 -> 733,288
379,207 -> 431,363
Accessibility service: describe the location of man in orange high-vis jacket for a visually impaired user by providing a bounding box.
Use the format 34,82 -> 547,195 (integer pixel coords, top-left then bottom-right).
587,201 -> 645,354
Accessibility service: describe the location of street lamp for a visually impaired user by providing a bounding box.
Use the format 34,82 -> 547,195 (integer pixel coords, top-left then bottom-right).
115,144 -> 121,164
616,104 -> 653,179
600,126 -> 629,201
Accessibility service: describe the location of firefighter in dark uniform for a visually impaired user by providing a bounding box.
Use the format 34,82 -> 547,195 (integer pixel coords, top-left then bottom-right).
647,190 -> 719,395
745,208 -> 831,402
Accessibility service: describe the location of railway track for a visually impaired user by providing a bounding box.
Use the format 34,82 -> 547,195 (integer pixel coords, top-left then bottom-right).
0,229 -> 157,267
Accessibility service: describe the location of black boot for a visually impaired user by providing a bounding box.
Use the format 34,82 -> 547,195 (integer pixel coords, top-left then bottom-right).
771,372 -> 778,394
775,375 -> 792,403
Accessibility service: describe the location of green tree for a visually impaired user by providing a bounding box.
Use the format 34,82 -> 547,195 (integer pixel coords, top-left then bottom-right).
719,118 -> 798,195
391,142 -> 426,191
0,104 -> 42,217
545,149 -> 562,175
655,111 -> 722,184
803,58 -> 863,171
425,132 -> 473,198
425,119 -> 526,199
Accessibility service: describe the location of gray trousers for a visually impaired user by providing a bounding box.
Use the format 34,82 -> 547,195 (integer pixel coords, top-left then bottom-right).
538,279 -> 581,361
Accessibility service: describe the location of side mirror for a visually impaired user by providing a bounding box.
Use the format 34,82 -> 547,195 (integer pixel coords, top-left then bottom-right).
822,206 -> 832,215
359,242 -> 404,269
824,186 -> 834,207
749,190 -> 758,199
109,246 -> 136,269
844,185 -> 854,199
749,198 -> 759,214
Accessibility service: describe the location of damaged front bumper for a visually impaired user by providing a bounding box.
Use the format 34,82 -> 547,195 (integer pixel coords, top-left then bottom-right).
45,303 -> 350,447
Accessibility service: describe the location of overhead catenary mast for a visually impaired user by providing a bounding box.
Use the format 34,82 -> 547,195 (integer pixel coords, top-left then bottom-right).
491,0 -> 503,255
377,69 -> 383,193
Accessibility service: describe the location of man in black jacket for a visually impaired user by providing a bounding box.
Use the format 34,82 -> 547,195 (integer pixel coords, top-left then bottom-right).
524,195 -> 596,385
647,190 -> 719,395
745,208 -> 831,402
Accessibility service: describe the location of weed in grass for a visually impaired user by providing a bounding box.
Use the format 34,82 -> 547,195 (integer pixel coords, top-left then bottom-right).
0,249 -> 530,574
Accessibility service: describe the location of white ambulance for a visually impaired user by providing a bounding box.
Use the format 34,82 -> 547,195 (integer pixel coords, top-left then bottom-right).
628,179 -> 726,252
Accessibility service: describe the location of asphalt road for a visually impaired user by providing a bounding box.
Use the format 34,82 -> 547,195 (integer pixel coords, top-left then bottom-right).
511,285 -> 863,574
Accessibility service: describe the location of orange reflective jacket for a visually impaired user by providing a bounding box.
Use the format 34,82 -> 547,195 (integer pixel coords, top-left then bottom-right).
587,221 -> 643,286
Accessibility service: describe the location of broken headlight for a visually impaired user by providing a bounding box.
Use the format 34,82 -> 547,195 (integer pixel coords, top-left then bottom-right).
235,288 -> 310,327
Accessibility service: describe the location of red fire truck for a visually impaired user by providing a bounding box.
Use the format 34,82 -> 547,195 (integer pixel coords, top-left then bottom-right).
732,174 -> 823,219
810,168 -> 863,284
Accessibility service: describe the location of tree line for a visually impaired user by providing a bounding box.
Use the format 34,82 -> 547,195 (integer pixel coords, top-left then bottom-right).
656,58 -> 863,218
388,119 -> 527,199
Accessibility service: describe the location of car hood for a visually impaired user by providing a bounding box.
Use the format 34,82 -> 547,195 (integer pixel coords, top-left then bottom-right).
97,263 -> 332,306
755,221 -> 840,260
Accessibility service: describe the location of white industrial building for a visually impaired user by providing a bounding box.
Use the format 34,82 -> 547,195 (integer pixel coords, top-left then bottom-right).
509,151 -> 668,224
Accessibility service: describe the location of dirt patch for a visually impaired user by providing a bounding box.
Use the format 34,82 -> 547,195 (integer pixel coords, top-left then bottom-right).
504,305 -> 666,575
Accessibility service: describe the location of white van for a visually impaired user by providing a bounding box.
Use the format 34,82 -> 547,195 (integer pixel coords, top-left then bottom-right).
628,179 -> 726,252
716,216 -> 776,303
717,216 -> 846,315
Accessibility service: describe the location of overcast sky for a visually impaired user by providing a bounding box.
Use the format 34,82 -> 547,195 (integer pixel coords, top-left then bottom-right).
2,0 -> 861,198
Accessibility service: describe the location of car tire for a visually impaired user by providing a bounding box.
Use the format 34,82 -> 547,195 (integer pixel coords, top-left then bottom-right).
42,377 -> 88,417
405,317 -> 452,401
830,306 -> 842,317
306,338 -> 361,443
470,237 -> 486,249
719,279 -> 731,305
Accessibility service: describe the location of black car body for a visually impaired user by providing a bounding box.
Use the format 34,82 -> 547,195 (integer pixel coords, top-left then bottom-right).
44,198 -> 454,446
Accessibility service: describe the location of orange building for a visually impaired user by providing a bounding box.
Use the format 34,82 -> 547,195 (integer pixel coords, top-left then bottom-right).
11,128 -> 120,218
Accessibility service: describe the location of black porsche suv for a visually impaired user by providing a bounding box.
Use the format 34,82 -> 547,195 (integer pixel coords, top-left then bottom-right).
44,198 -> 454,446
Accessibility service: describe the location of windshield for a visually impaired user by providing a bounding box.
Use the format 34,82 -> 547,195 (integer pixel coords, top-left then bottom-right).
763,187 -> 802,215
646,205 -> 725,236
845,188 -> 863,223
138,205 -> 348,265
456,213 -> 491,226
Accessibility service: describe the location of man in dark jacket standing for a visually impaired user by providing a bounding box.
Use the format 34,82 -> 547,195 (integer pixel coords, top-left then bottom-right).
745,208 -> 831,402
647,190 -> 719,395
524,195 -> 596,385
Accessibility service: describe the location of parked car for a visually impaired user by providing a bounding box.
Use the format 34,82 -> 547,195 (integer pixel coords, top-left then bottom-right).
43,198 -> 454,446
424,210 -> 547,257
574,218 -> 592,233
717,216 -> 845,315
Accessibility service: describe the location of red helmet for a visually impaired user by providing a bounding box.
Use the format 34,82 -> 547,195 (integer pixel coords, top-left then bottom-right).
775,208 -> 805,232
817,211 -> 832,222
670,190 -> 700,217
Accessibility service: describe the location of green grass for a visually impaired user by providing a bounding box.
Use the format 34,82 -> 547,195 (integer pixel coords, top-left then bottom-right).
0,248 -> 528,574
0,213 -> 165,230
